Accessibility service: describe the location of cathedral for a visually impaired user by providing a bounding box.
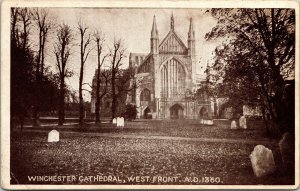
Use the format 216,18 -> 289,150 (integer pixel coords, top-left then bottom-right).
127,14 -> 214,119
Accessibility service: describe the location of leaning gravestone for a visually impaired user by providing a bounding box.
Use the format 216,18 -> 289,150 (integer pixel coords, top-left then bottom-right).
249,145 -> 276,177
112,118 -> 117,124
239,115 -> 247,129
279,132 -> 295,173
48,130 -> 59,142
231,120 -> 237,129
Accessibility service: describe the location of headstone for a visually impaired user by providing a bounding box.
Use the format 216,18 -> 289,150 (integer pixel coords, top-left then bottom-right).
116,117 -> 119,126
200,119 -> 204,124
231,120 -> 237,129
48,130 -> 59,142
249,145 -> 276,177
279,132 -> 295,173
120,117 -> 125,127
116,117 -> 121,127
207,120 -> 213,125
239,115 -> 247,129
112,118 -> 117,124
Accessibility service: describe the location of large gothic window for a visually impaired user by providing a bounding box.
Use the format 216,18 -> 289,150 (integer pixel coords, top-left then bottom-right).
160,59 -> 185,98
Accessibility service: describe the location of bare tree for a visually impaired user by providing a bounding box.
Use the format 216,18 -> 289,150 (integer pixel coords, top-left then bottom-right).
93,30 -> 108,123
77,20 -> 93,126
32,8 -> 52,126
109,39 -> 126,120
19,8 -> 32,50
34,8 -> 52,77
54,24 -> 73,125
11,8 -> 20,46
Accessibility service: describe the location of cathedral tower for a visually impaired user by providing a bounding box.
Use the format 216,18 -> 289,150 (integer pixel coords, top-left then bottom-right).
150,16 -> 159,54
188,18 -> 195,57
188,18 -> 196,79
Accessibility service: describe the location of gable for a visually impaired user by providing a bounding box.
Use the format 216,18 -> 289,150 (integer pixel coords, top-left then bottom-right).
159,31 -> 187,55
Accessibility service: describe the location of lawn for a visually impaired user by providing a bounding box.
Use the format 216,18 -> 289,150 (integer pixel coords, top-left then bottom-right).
24,119 -> 270,141
10,120 -> 293,185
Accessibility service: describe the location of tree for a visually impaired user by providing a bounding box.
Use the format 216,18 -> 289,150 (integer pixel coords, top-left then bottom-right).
11,8 -> 19,46
32,8 -> 52,126
19,8 -> 32,50
54,24 -> 73,125
109,39 -> 126,120
33,8 -> 52,77
205,8 -> 295,136
77,20 -> 92,126
123,104 -> 137,121
11,8 -> 35,130
93,30 -> 108,123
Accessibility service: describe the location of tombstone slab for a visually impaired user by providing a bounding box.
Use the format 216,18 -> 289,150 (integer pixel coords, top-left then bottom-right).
250,145 -> 276,177
231,120 -> 237,129
48,130 -> 59,142
239,115 -> 247,129
112,118 -> 117,124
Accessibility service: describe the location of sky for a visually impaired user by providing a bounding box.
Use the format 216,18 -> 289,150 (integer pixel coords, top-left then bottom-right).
29,8 -> 223,101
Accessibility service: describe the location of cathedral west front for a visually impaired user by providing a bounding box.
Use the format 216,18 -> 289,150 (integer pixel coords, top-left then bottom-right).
127,14 -> 214,119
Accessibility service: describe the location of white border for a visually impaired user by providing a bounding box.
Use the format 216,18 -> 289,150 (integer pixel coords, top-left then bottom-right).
1,0 -> 299,190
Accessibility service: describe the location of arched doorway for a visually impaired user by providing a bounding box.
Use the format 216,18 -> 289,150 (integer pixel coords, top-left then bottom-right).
170,104 -> 184,119
199,107 -> 208,118
143,107 -> 152,119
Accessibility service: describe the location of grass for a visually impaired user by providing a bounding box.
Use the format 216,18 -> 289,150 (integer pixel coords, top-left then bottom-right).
10,120 -> 293,185
24,119 -> 270,141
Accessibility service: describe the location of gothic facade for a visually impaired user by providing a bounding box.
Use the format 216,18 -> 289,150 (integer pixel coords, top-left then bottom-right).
127,15 -> 214,119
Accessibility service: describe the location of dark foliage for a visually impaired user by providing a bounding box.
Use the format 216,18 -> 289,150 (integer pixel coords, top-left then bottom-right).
123,104 -> 137,121
204,8 -> 295,136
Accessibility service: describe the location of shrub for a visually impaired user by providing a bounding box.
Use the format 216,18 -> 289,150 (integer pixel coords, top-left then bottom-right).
123,104 -> 137,121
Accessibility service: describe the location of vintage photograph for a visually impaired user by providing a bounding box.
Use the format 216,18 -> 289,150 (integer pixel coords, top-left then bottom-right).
1,0 -> 299,189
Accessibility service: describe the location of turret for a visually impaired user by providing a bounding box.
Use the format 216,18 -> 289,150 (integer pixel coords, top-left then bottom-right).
188,18 -> 195,57
150,15 -> 159,54
170,12 -> 174,31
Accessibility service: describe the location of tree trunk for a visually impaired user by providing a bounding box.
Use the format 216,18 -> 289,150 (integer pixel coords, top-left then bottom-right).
41,35 -> 46,77
79,47 -> 84,125
111,70 -> 116,120
58,76 -> 65,125
79,72 -> 84,125
95,70 -> 100,123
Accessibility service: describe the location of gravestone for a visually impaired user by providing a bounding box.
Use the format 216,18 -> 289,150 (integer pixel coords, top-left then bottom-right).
48,130 -> 59,142
279,132 -> 295,174
120,117 -> 124,127
231,120 -> 237,129
200,119 -> 204,124
207,120 -> 213,125
116,117 -> 119,126
239,115 -> 247,129
249,145 -> 276,177
112,118 -> 117,124
116,117 -> 121,127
